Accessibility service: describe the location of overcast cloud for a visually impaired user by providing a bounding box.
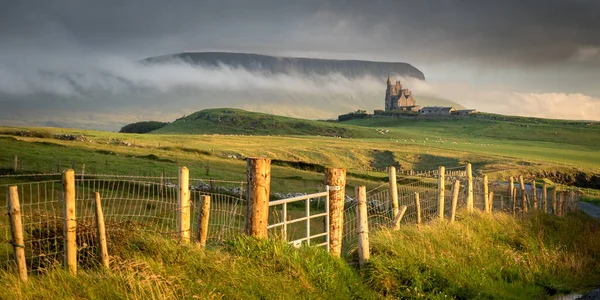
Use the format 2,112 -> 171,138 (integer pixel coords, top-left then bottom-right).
0,0 -> 599,128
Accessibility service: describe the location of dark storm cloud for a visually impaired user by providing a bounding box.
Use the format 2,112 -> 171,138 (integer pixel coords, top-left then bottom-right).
1,0 -> 599,65
0,0 -> 599,128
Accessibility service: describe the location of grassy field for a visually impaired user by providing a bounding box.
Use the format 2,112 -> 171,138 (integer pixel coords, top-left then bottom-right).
0,109 -> 598,191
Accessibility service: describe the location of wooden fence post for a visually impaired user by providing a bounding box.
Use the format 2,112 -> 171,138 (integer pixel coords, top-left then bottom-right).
356,186 -> 369,267
178,166 -> 191,243
519,175 -> 527,213
488,191 -> 494,212
7,186 -> 28,281
325,168 -> 346,257
159,169 -> 165,194
531,180 -> 537,210
438,166 -> 445,220
483,175 -> 490,213
93,192 -> 109,269
450,180 -> 460,223
559,192 -> 564,216
394,206 -> 408,229
512,187 -> 517,217
196,195 -> 211,247
246,158 -> 271,239
389,166 -> 400,230
81,164 -> 86,182
62,169 -> 77,275
553,188 -> 558,215
509,176 -> 514,208
13,155 -> 18,172
542,182 -> 548,213
466,163 -> 474,212
414,192 -> 421,226
569,190 -> 575,213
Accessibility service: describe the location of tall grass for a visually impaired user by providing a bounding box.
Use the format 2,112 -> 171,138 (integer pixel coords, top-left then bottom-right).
2,209 -> 600,299
364,210 -> 600,299
1,234 -> 379,299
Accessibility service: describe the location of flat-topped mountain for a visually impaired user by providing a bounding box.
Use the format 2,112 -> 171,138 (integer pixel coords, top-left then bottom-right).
142,52 -> 425,80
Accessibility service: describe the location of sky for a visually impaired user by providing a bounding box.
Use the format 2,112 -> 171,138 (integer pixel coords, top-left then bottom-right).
1,0 -> 599,129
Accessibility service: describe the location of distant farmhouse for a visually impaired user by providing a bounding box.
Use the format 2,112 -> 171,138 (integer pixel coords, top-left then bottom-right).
339,78 -> 477,121
383,77 -> 476,116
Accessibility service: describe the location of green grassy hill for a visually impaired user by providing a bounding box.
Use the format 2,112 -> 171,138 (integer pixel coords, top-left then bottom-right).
152,108 -> 382,138
1,108 -> 599,189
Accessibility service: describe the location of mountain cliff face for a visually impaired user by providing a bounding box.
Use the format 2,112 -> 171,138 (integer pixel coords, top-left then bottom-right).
142,52 -> 426,80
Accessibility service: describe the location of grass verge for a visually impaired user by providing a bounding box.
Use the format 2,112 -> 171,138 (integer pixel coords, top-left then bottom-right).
2,211 -> 599,299
364,210 -> 600,299
1,235 -> 378,299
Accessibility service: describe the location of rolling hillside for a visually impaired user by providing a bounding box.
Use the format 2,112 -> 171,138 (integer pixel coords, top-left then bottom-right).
152,108 -> 379,137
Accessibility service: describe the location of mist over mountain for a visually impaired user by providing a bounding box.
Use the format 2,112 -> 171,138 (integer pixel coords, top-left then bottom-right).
1,52 -> 468,131
143,52 -> 426,80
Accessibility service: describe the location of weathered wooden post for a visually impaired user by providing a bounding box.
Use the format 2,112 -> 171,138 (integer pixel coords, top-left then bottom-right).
178,166 -> 191,243
325,168 -> 346,257
246,158 -> 271,239
93,192 -> 109,269
559,192 -> 565,216
196,195 -> 211,247
159,169 -> 165,194
389,166 -> 400,230
450,180 -> 460,223
519,175 -> 527,213
542,182 -> 548,213
553,188 -> 558,215
531,180 -> 537,210
80,164 -> 86,182
356,186 -> 369,266
414,192 -> 421,226
394,206 -> 408,229
13,155 -> 18,172
62,169 -> 77,275
7,186 -> 27,281
483,175 -> 490,213
438,166 -> 445,220
512,187 -> 517,217
467,163 -> 474,212
509,176 -> 514,208
569,190 -> 575,213
488,191 -> 494,212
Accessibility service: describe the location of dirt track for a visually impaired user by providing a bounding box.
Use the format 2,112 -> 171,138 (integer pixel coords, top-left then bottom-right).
578,202 -> 600,220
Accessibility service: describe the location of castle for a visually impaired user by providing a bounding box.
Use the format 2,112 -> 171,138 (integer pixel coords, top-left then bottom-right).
384,77 -> 419,112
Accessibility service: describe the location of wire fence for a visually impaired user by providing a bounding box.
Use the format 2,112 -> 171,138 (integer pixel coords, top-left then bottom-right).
0,174 -> 247,274
1,166 -> 586,274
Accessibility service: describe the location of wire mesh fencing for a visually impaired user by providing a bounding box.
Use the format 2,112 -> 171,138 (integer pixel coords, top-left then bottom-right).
0,174 -> 247,274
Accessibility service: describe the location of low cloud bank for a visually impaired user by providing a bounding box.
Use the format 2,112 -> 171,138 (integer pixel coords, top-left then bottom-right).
0,55 -> 597,131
